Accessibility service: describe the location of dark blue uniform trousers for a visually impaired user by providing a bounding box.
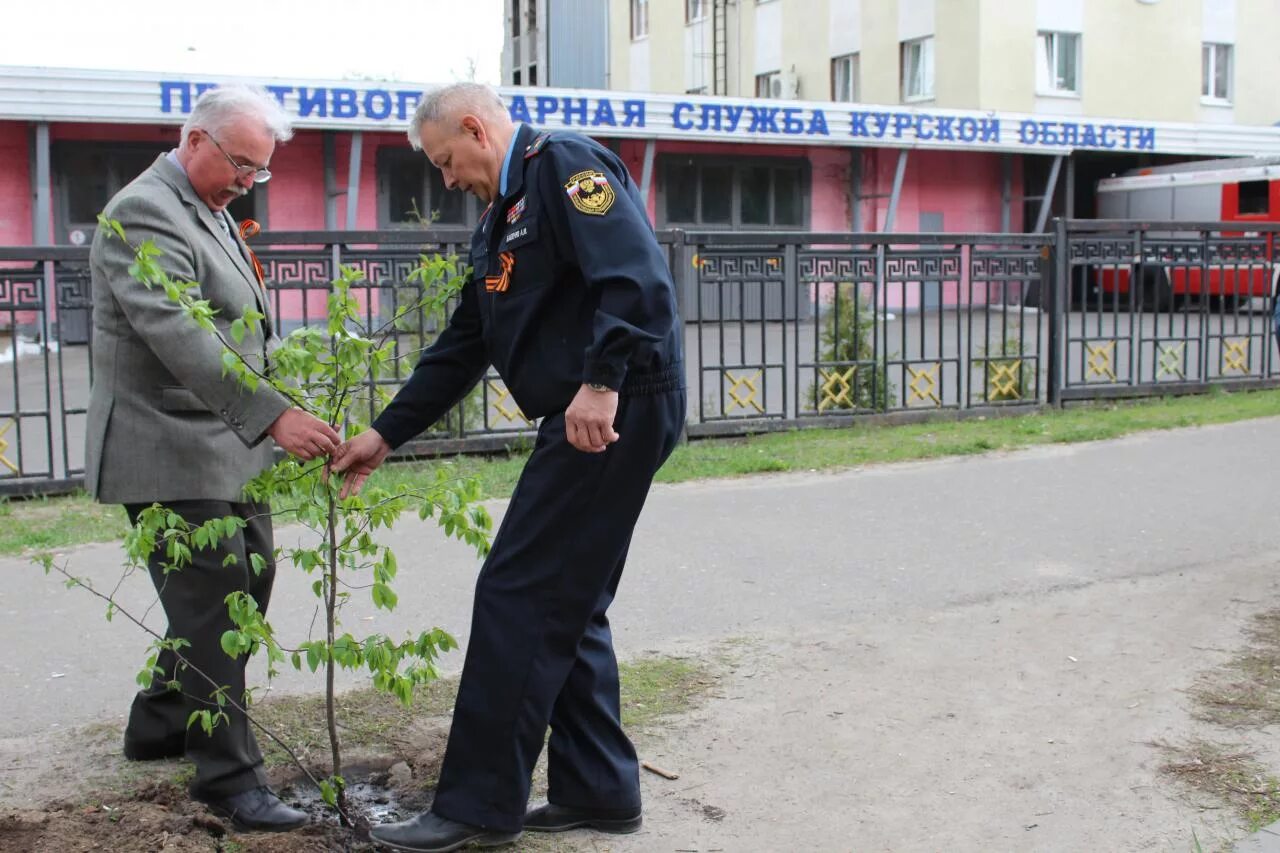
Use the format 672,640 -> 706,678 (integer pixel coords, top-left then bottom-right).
430,387 -> 685,832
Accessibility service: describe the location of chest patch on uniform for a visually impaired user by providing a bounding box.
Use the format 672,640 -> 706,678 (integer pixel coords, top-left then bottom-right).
485,251 -> 515,293
501,216 -> 538,251
506,196 -> 527,224
564,170 -> 615,216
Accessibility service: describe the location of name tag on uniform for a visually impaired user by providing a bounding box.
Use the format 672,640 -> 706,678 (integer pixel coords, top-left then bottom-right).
500,216 -> 538,251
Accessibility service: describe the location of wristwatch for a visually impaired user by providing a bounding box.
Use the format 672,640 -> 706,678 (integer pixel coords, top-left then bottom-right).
587,382 -> 612,393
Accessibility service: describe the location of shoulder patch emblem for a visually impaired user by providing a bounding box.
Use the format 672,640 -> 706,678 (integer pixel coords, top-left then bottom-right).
563,170 -> 615,216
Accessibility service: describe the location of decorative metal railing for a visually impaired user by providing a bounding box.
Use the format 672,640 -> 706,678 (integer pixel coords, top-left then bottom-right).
1,220 -> 1274,494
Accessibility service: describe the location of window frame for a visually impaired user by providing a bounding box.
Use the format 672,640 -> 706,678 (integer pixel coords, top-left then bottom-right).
831,53 -> 859,102
755,70 -> 781,99
631,0 -> 649,40
899,37 -> 935,103
1201,42 -> 1233,104
376,146 -> 479,230
50,141 -> 276,241
657,155 -> 810,231
685,0 -> 708,24
1036,31 -> 1081,97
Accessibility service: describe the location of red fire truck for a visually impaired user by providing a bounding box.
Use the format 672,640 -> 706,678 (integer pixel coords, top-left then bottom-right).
1091,156 -> 1280,309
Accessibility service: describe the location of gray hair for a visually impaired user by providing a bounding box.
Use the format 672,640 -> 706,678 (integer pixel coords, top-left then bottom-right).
181,85 -> 293,145
407,83 -> 508,150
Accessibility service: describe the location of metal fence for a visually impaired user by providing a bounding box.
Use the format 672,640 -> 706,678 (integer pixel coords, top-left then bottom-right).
1,220 -> 1276,495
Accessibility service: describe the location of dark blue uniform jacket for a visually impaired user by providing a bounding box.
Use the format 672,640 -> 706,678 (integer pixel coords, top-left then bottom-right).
373,124 -> 683,449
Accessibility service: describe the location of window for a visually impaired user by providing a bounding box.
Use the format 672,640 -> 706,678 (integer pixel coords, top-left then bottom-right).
1202,43 -> 1232,102
831,53 -> 859,102
755,71 -> 780,99
53,142 -> 266,240
900,37 -> 934,102
686,0 -> 707,23
1239,180 -> 1269,215
1036,32 -> 1080,95
631,0 -> 649,39
511,0 -> 521,36
377,148 -> 475,228
660,156 -> 807,228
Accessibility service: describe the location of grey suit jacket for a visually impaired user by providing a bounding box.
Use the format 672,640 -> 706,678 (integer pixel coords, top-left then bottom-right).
85,154 -> 291,504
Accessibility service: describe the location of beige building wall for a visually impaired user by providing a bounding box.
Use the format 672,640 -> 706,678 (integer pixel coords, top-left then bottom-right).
735,0 -> 758,97
859,0 -> 902,104
647,1 -> 686,95
606,2 -> 631,90
1234,0 -> 1280,126
1080,0 -> 1200,121
782,0 -> 830,102
975,0 -> 1034,112
935,0 -> 980,107
600,0 -> 1276,126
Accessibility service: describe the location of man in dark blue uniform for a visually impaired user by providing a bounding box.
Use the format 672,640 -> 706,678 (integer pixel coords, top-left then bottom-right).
331,82 -> 685,852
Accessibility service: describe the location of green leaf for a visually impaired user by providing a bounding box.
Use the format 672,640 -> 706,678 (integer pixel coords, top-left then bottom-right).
220,630 -> 243,658
372,582 -> 398,611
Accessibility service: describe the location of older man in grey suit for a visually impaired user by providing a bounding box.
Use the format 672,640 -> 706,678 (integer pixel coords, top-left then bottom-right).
86,86 -> 339,832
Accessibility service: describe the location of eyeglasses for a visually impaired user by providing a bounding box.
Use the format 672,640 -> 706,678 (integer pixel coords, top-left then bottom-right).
203,131 -> 272,184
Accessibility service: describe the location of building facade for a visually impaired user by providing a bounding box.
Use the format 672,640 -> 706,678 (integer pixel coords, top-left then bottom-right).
499,0 -> 1280,233
4,0 -> 1280,256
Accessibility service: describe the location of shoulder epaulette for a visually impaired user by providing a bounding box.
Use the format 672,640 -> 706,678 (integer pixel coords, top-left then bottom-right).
524,133 -> 551,159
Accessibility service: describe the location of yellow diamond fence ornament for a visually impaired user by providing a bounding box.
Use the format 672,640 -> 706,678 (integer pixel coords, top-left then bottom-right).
724,370 -> 765,414
0,419 -> 17,475
487,380 -> 531,425
817,366 -> 856,412
906,363 -> 941,406
1085,341 -> 1117,381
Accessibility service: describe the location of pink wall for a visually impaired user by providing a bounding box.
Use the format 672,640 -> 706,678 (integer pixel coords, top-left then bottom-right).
1,121 -> 1026,245
269,130 -> 404,230
859,148 -> 1024,233
0,122 -> 31,245
267,130 -> 327,229
8,122 -> 405,237
809,147 -> 851,231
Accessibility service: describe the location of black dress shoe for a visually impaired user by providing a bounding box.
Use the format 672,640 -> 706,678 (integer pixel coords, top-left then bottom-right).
122,733 -> 184,761
370,810 -> 521,852
196,786 -> 309,832
523,802 -> 642,834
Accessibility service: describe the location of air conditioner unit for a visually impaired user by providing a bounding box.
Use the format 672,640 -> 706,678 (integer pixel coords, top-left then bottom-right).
780,68 -> 799,99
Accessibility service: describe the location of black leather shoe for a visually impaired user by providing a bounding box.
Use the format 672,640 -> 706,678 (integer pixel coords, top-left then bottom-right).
523,802 -> 642,834
370,810 -> 521,852
197,786 -> 309,832
122,733 -> 184,761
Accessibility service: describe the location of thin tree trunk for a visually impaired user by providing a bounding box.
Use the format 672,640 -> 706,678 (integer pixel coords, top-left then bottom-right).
325,491 -> 347,822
